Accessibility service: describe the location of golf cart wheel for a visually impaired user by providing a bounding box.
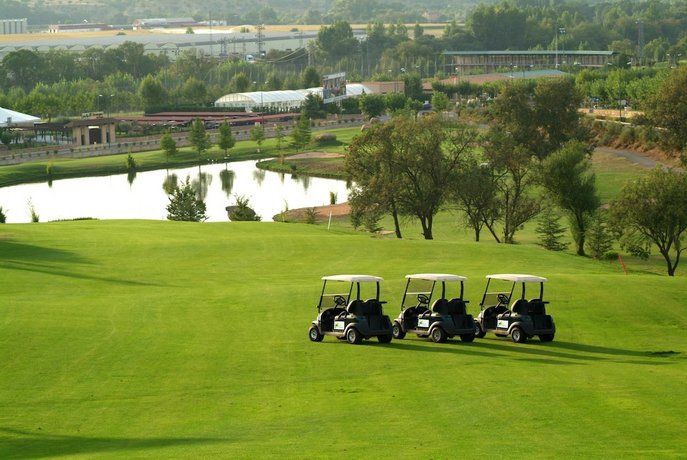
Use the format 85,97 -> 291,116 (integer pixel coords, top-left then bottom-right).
308,326 -> 324,342
346,328 -> 362,344
539,333 -> 555,342
460,333 -> 475,343
430,327 -> 447,343
377,334 -> 392,343
392,322 -> 406,339
474,322 -> 486,338
511,327 -> 527,343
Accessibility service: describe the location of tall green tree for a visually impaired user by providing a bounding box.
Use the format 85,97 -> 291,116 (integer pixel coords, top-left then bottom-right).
188,118 -> 211,159
540,140 -> 599,256
346,122 -> 403,238
217,121 -> 235,157
645,66 -> 687,162
250,124 -> 265,153
139,75 -> 166,109
316,21 -> 359,61
610,166 -> 687,276
160,131 -> 177,166
291,113 -> 312,150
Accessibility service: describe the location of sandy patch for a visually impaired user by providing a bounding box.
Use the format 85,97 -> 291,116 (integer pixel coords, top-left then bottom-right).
288,151 -> 344,160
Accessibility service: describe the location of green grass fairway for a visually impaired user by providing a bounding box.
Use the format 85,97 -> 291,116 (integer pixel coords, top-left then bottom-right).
1,220 -> 686,459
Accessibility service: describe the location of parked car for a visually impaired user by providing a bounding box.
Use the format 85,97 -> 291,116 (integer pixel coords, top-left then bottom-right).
308,275 -> 393,344
392,273 -> 475,343
473,274 -> 555,343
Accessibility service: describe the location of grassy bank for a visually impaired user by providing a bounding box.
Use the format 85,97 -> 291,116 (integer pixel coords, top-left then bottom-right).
0,219 -> 685,458
0,126 -> 362,188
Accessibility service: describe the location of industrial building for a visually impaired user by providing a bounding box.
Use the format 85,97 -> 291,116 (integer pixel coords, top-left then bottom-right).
0,18 -> 28,35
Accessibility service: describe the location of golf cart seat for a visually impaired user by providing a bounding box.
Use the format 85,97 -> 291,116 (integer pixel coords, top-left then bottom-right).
528,299 -> 546,315
448,298 -> 468,315
347,300 -> 365,316
511,299 -> 528,315
431,299 -> 450,315
363,299 -> 383,316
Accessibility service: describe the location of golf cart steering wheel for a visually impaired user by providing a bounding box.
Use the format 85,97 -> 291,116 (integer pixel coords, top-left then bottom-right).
417,294 -> 430,305
497,294 -> 509,306
334,295 -> 347,307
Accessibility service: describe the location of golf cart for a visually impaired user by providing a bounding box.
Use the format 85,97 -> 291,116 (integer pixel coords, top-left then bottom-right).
392,274 -> 475,343
308,275 -> 393,344
473,274 -> 555,343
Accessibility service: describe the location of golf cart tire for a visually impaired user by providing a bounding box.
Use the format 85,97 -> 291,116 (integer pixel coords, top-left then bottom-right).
377,334 -> 392,343
460,333 -> 475,343
539,333 -> 555,342
392,322 -> 406,339
308,326 -> 324,342
511,327 -> 527,343
431,327 -> 447,343
346,327 -> 363,344
474,322 -> 486,338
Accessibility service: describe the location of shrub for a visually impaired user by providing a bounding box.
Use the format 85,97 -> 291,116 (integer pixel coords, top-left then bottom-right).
329,191 -> 337,205
28,199 -> 39,223
0,206 -> 6,223
228,195 -> 261,221
618,126 -> 635,146
304,207 -> 318,224
314,133 -> 337,144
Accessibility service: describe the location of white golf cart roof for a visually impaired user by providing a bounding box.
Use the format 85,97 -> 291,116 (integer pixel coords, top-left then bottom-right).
486,274 -> 547,283
406,273 -> 467,282
322,274 -> 383,283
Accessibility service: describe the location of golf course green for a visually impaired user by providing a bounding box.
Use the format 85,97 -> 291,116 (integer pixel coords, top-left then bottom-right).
1,215 -> 685,458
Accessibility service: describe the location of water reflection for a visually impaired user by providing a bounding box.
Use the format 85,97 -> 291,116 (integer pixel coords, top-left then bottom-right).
192,172 -> 212,201
0,160 -> 350,223
219,169 -> 235,196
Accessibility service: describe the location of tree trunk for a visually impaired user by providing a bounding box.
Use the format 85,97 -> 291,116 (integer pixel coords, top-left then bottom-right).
391,200 -> 402,239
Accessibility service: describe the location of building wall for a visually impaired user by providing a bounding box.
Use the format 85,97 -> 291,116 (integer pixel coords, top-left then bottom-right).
0,19 -> 28,35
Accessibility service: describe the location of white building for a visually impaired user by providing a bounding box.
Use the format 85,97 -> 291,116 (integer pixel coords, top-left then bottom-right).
214,83 -> 372,112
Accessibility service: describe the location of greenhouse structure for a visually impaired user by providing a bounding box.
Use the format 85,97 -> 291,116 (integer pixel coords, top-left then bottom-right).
214,83 -> 372,112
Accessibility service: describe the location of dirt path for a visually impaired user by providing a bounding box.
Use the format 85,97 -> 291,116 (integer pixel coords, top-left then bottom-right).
595,146 -> 678,170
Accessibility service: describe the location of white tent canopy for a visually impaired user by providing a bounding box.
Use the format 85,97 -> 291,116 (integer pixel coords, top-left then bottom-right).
0,106 -> 41,127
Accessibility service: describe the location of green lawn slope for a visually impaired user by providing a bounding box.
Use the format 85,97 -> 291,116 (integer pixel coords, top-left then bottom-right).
1,220 -> 685,459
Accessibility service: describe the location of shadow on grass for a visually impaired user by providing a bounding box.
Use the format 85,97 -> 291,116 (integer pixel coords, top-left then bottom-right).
0,241 -> 162,287
381,339 -> 577,365
0,427 -> 226,459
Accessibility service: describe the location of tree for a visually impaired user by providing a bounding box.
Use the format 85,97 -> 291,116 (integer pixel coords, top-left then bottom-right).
188,118 -> 211,159
291,113 -> 312,150
645,66 -> 687,162
316,21 -> 359,61
431,91 -> 450,111
540,141 -> 599,256
535,204 -> 569,252
610,167 -> 687,276
449,153 -> 500,242
586,210 -> 615,260
348,113 -> 478,240
301,66 -> 321,88
491,79 -> 588,160
358,93 -> 386,118
217,121 -> 235,157
138,75 -> 166,109
346,122 -> 403,238
166,177 -> 208,222
160,131 -> 177,165
482,129 -> 540,244
250,124 -> 265,152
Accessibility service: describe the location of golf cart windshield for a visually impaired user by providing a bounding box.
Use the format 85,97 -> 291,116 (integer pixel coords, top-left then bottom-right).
481,274 -> 547,308
401,274 -> 466,309
318,275 -> 383,310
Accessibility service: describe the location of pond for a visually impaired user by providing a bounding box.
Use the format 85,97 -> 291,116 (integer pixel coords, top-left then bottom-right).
0,160 -> 350,224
